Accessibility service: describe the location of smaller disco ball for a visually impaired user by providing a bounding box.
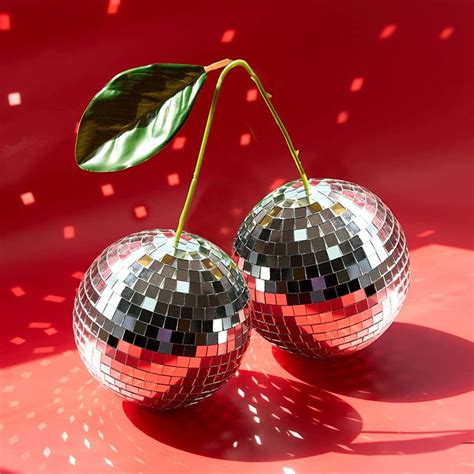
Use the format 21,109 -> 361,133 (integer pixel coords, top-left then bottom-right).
233,178 -> 410,358
73,230 -> 251,409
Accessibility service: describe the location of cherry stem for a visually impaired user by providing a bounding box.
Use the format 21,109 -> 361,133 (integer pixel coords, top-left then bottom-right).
173,59 -> 310,249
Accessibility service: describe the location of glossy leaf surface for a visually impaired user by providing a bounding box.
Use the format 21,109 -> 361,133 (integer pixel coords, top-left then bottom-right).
75,64 -> 207,172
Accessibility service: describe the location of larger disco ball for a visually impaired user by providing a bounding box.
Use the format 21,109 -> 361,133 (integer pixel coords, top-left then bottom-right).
233,178 -> 410,358
73,230 -> 251,409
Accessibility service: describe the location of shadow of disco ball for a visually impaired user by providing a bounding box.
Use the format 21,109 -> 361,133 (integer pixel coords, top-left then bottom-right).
233,178 -> 410,358
73,229 -> 251,409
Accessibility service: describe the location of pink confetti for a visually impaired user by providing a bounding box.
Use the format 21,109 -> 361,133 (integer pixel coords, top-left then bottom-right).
63,226 -> 75,239
379,24 -> 397,39
337,111 -> 349,124
101,183 -> 114,196
167,173 -> 180,186
20,192 -> 35,205
350,77 -> 364,92
172,136 -> 186,150
8,92 -> 21,106
11,287 -> 25,297
240,133 -> 251,146
44,295 -> 66,303
134,206 -> 147,219
221,29 -> 236,43
246,89 -> 258,102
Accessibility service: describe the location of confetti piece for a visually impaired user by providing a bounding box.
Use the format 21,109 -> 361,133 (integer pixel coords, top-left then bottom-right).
379,24 -> 397,39
44,295 -> 66,303
240,133 -> 251,146
350,77 -> 364,92
246,89 -> 258,102
11,287 -> 25,297
107,0 -> 120,14
63,226 -> 75,239
439,27 -> 454,40
337,111 -> 349,124
0,13 -> 11,31
221,29 -> 236,43
10,337 -> 26,345
20,192 -> 35,205
101,183 -> 114,196
8,92 -> 21,106
167,173 -> 180,186
134,205 -> 147,219
172,136 -> 186,150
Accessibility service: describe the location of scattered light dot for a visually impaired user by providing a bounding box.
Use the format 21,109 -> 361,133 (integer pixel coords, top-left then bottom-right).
221,29 -> 236,43
240,133 -> 251,146
84,438 -> 91,449
63,225 -> 75,239
44,327 -> 58,336
61,432 -> 69,441
288,429 -> 303,439
20,192 -> 35,205
33,346 -> 55,354
72,271 -> 84,279
254,434 -> 262,445
337,111 -> 349,124
134,205 -> 147,219
105,457 -> 114,467
350,77 -> 364,92
417,229 -> 435,238
11,286 -> 25,297
8,92 -> 21,106
219,226 -> 230,236
43,447 -> 51,458
9,435 -> 19,445
3,385 -> 14,393
283,468 -> 296,474
246,88 -> 258,102
269,178 -> 286,191
439,27 -> 454,40
75,122 -> 80,134
0,13 -> 11,31
101,183 -> 114,196
172,136 -> 186,150
10,337 -> 26,345
69,455 -> 76,466
167,173 -> 180,186
107,0 -> 120,14
379,24 -> 397,39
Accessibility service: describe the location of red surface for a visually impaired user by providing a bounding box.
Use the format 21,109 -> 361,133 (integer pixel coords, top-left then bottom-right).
1,0 -> 473,472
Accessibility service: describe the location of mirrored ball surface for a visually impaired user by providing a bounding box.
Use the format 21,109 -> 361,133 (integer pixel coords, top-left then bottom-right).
73,230 -> 251,409
233,178 -> 410,358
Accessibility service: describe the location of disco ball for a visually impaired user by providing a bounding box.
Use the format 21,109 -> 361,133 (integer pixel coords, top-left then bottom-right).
233,178 -> 410,358
73,229 -> 251,409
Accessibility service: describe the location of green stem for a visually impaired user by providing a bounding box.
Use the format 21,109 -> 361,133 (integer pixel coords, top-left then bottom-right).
173,59 -> 310,249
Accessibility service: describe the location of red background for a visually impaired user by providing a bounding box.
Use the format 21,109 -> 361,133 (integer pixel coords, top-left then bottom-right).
1,0 -> 473,472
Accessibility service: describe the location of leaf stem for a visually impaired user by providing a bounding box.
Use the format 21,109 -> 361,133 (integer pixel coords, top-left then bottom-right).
173,59 -> 310,249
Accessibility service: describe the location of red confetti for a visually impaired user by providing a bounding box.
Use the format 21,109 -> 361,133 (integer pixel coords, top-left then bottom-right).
10,337 -> 25,345
167,173 -> 180,186
0,13 -> 11,31
11,287 -> 25,297
246,89 -> 258,102
20,192 -> 35,205
101,183 -> 114,196
172,136 -> 186,150
43,295 -> 66,303
240,133 -> 251,146
379,24 -> 397,39
134,205 -> 147,219
439,27 -> 454,40
350,77 -> 364,92
221,29 -> 236,43
63,226 -> 75,239
107,0 -> 120,15
337,111 -> 349,124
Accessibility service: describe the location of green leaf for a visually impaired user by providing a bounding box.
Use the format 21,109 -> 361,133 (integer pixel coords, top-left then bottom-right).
75,63 -> 207,172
